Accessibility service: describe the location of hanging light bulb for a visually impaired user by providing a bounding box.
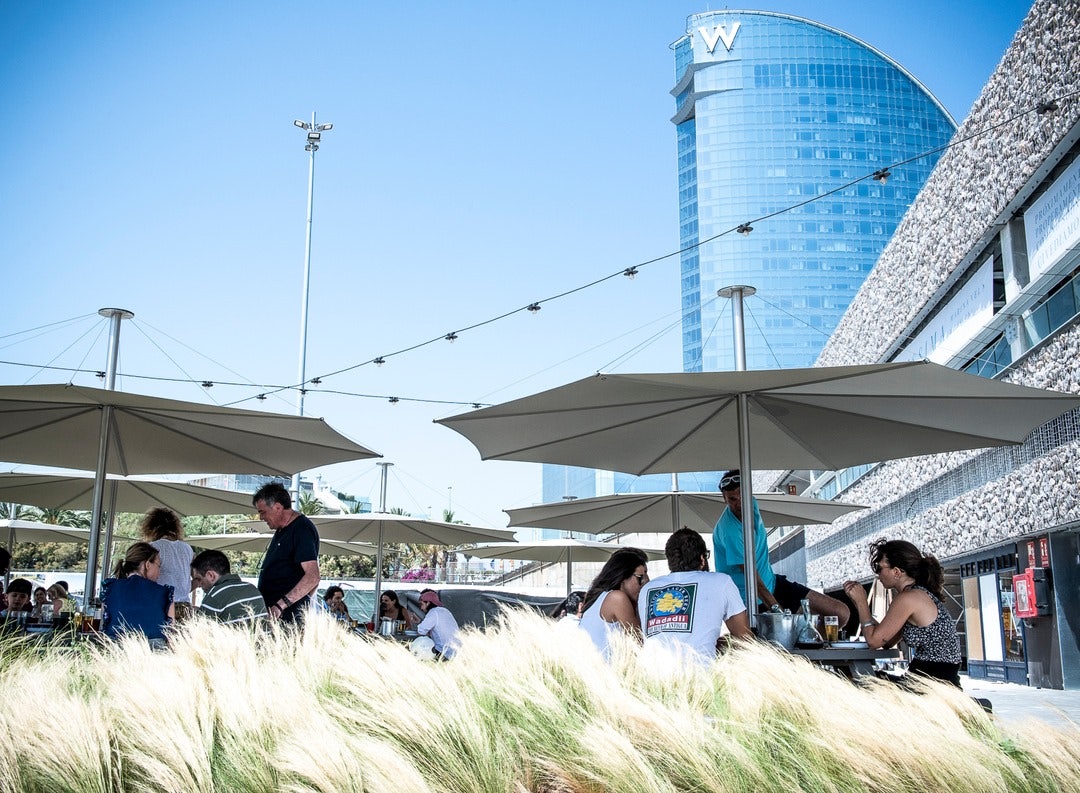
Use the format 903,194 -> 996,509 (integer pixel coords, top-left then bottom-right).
623,267 -> 638,279
388,396 -> 399,404
374,356 -> 385,367
872,168 -> 891,185
527,303 -> 541,313
736,223 -> 753,236
311,377 -> 321,385
201,381 -> 214,389
257,393 -> 267,401
445,332 -> 458,343
1036,100 -> 1059,115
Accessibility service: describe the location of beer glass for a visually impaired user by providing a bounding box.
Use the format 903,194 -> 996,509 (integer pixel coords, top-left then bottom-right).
823,615 -> 839,643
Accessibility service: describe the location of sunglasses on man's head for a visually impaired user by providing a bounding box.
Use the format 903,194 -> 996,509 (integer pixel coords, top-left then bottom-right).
719,474 -> 741,491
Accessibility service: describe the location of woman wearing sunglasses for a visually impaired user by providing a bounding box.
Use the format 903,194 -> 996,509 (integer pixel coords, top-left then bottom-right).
579,548 -> 650,660
843,538 -> 961,687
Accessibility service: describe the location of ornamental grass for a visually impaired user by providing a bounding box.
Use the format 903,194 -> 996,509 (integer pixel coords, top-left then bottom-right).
0,610 -> 1077,793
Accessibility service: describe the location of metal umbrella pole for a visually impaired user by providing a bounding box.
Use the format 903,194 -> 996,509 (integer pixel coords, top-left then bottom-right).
718,285 -> 758,628
373,461 -> 392,626
82,307 -> 133,609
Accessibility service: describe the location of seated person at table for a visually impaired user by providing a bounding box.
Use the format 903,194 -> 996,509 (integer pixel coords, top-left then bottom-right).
579,551 -> 649,659
638,528 -> 752,662
416,591 -> 460,659
1,578 -> 33,618
379,589 -> 416,629
31,587 -> 50,620
714,470 -> 850,626
0,548 -> 9,613
323,585 -> 351,621
191,549 -> 268,625
844,538 -> 962,687
555,591 -> 586,628
47,581 -> 77,619
102,542 -> 175,648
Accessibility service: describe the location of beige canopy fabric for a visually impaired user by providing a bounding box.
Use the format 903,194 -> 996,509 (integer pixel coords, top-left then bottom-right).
504,491 -> 866,535
437,362 -> 1080,474
0,472 -> 255,517
439,361 -> 1080,620
0,384 -> 379,476
466,538 -> 666,595
1,519 -> 99,545
0,383 -> 379,607
189,532 -> 376,557
466,538 -> 666,563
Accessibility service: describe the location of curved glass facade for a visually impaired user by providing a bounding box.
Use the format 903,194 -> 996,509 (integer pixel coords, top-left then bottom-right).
674,11 -> 957,371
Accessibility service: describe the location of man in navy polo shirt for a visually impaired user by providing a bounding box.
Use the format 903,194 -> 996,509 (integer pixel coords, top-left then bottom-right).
254,482 -> 320,624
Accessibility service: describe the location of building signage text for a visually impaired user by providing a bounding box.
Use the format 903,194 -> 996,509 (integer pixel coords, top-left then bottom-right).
698,22 -> 740,54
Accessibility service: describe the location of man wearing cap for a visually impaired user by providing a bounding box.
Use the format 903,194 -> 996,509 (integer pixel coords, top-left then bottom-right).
416,590 -> 461,659
714,470 -> 849,626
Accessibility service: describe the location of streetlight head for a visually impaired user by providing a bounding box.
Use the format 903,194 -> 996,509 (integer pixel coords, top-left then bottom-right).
306,131 -> 321,143
293,119 -> 309,129
317,123 -> 333,131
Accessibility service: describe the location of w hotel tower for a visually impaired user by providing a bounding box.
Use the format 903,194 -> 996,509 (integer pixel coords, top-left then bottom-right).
672,12 -> 957,371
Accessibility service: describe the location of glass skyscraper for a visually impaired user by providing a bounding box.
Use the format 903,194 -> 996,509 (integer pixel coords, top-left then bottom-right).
541,11 -> 957,507
674,11 -> 956,371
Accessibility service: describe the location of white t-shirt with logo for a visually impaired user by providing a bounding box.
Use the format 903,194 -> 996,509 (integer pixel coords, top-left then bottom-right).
637,570 -> 746,662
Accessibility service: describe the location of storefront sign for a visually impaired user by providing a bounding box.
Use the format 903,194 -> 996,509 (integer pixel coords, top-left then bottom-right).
1026,540 -> 1036,568
1039,537 -> 1050,567
897,256 -> 994,363
1025,153 -> 1080,282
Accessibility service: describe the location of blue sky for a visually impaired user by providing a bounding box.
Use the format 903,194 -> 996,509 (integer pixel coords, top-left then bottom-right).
0,1 -> 1033,528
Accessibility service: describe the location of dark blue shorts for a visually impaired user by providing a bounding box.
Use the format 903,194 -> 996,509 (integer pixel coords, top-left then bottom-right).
771,574 -> 811,612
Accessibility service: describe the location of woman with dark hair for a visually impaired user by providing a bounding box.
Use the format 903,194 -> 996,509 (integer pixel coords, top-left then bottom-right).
843,538 -> 962,686
139,507 -> 194,620
102,542 -> 175,648
379,589 -> 417,629
578,548 -> 650,659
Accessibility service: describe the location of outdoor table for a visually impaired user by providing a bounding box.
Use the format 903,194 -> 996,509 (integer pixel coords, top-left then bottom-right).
789,645 -> 901,678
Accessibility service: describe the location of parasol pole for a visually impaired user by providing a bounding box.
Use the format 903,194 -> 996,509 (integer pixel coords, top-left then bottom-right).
83,308 -> 133,610
670,472 -> 681,532
373,461 -> 392,625
719,286 -> 758,629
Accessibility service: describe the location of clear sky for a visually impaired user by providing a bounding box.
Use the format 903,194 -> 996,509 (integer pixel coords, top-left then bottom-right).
0,1 -> 1034,529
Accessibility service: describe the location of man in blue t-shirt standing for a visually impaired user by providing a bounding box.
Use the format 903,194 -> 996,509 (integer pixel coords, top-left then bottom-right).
713,470 -> 849,627
254,482 -> 320,624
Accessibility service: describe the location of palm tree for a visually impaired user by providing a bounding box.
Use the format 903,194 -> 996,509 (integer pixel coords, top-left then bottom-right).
30,507 -> 91,528
297,492 -> 327,516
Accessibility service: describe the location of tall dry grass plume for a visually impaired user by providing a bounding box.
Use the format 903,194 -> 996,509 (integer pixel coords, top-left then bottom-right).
0,609 -> 1077,792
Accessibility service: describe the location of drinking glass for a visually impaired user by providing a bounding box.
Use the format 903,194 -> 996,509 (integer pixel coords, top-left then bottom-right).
823,615 -> 839,643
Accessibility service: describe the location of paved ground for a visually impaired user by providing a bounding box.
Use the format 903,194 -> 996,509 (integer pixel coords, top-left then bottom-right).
961,675 -> 1080,731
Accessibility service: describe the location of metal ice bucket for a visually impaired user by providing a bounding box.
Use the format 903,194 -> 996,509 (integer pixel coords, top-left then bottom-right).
757,611 -> 801,650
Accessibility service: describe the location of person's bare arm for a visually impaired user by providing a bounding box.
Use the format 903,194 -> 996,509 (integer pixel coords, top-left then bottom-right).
270,560 -> 321,618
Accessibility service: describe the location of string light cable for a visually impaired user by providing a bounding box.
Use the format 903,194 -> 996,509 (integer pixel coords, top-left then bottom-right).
1,91 -> 1074,406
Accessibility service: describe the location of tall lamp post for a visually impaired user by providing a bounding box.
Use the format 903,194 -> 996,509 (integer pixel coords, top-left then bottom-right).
291,113 -> 333,501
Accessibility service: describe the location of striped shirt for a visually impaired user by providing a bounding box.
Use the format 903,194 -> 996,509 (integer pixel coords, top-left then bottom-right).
199,574 -> 268,625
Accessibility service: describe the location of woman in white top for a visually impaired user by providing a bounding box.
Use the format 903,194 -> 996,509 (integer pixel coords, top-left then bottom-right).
140,507 -> 194,620
578,548 -> 650,660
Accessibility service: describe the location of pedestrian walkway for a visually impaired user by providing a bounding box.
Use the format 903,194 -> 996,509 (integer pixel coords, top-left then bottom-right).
962,675 -> 1080,731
